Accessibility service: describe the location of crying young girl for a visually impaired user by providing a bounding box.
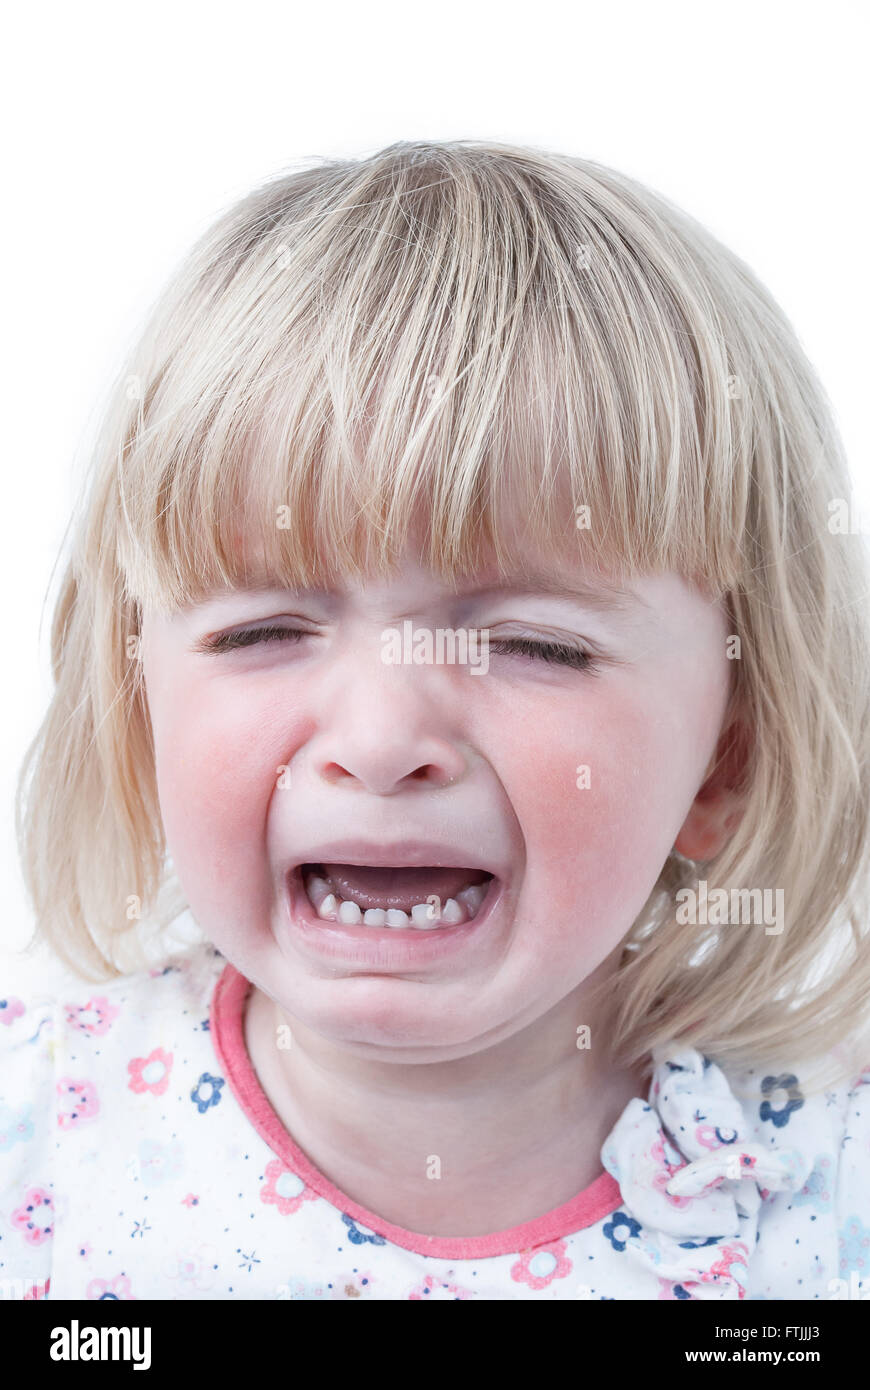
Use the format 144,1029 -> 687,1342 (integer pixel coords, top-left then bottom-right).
4,139 -> 870,1301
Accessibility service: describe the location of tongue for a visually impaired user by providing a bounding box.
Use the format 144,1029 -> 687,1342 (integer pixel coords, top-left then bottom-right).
318,864 -> 489,911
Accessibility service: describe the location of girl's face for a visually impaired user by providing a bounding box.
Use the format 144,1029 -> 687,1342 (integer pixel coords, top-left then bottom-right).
140,538 -> 733,1060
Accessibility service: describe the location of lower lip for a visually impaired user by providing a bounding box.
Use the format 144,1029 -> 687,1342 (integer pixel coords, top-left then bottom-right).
282,867 -> 505,968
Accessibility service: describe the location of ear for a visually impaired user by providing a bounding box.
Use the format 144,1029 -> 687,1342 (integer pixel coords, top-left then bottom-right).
673,718 -> 751,862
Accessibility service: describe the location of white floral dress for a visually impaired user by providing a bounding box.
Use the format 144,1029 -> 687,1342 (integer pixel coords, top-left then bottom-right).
1,943 -> 867,1300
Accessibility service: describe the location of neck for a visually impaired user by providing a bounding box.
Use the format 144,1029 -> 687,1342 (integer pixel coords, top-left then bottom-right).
243,970 -> 650,1238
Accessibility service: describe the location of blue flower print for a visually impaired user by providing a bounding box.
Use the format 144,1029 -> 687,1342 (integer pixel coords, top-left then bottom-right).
340,1214 -> 387,1246
792,1157 -> 833,1214
602,1211 -> 642,1252
759,1073 -> 804,1128
714,1127 -> 739,1145
0,1103 -> 34,1151
190,1072 -> 225,1113
838,1215 -> 870,1277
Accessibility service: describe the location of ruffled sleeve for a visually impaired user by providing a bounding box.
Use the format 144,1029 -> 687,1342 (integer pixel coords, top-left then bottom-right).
601,1046 -> 816,1300
0,989 -> 58,1300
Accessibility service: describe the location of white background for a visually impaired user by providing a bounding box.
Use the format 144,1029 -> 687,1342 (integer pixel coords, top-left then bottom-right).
2,0 -> 868,998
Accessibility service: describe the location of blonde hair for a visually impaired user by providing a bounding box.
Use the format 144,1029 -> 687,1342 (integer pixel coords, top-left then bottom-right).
15,139 -> 870,1096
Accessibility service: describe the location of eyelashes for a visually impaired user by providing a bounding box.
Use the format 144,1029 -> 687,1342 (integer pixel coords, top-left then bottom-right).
194,625 -> 307,655
195,625 -> 600,674
488,636 -> 599,673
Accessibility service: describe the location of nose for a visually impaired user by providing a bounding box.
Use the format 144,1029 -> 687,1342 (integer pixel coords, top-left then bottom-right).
306,639 -> 470,795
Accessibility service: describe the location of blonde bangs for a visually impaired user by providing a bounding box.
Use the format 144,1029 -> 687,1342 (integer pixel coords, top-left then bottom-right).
114,144 -> 749,616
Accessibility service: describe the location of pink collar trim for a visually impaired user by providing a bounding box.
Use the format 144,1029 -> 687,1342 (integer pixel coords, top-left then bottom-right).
210,959 -> 624,1260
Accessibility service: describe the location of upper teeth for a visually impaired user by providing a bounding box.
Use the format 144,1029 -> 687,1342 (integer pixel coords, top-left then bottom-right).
302,872 -> 489,929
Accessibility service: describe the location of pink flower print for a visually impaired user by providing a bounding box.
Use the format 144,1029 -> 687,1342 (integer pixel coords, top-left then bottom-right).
138,1138 -> 184,1186
701,1241 -> 750,1297
695,1123 -> 739,1151
64,996 -> 120,1037
408,1273 -> 474,1300
86,1273 -> 135,1300
650,1131 -> 693,1208
161,1243 -> 219,1294
0,997 -> 25,1026
57,1077 -> 99,1129
510,1240 -> 573,1290
11,1186 -> 55,1244
127,1047 -> 173,1096
260,1158 -> 319,1216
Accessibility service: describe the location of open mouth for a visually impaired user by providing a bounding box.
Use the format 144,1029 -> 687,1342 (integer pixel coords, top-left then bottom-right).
294,863 -> 498,931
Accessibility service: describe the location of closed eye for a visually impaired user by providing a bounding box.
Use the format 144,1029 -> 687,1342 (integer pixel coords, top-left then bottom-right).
194,626 -> 600,673
192,625 -> 308,654
488,636 -> 599,673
